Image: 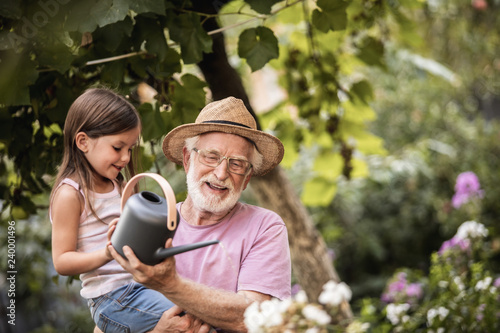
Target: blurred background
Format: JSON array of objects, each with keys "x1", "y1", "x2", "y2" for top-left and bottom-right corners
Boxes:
[{"x1": 1, "y1": 0, "x2": 499, "y2": 331}]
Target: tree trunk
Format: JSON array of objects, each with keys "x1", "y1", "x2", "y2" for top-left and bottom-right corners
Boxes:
[
  {"x1": 250, "y1": 167, "x2": 352, "y2": 321},
  {"x1": 193, "y1": 1, "x2": 352, "y2": 322}
]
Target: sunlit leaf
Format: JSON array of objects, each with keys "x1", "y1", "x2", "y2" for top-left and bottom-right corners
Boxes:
[
  {"x1": 313, "y1": 151, "x2": 343, "y2": 180},
  {"x1": 301, "y1": 176, "x2": 338, "y2": 206},
  {"x1": 351, "y1": 158, "x2": 369, "y2": 178}
]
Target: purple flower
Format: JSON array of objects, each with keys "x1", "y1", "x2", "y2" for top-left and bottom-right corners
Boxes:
[
  {"x1": 291, "y1": 284, "x2": 302, "y2": 296},
  {"x1": 438, "y1": 236, "x2": 470, "y2": 255},
  {"x1": 451, "y1": 171, "x2": 484, "y2": 208},
  {"x1": 494, "y1": 277, "x2": 500, "y2": 288},
  {"x1": 405, "y1": 283, "x2": 423, "y2": 299}
]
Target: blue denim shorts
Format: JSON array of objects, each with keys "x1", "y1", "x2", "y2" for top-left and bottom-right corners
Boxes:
[{"x1": 88, "y1": 282, "x2": 175, "y2": 333}]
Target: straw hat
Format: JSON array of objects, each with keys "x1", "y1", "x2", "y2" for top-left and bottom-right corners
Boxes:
[{"x1": 162, "y1": 97, "x2": 284, "y2": 176}]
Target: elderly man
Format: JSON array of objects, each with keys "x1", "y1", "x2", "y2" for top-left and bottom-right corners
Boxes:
[{"x1": 110, "y1": 97, "x2": 291, "y2": 332}]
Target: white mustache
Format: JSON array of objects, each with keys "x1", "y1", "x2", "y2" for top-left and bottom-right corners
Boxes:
[{"x1": 199, "y1": 174, "x2": 234, "y2": 191}]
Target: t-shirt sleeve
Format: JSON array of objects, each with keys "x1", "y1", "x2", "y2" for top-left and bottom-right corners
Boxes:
[{"x1": 237, "y1": 221, "x2": 291, "y2": 300}]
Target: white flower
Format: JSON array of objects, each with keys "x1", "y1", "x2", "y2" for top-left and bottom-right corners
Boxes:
[
  {"x1": 244, "y1": 302, "x2": 265, "y2": 333},
  {"x1": 437, "y1": 306, "x2": 449, "y2": 320},
  {"x1": 244, "y1": 299, "x2": 285, "y2": 332},
  {"x1": 453, "y1": 276, "x2": 465, "y2": 291},
  {"x1": 438, "y1": 280, "x2": 449, "y2": 288},
  {"x1": 318, "y1": 280, "x2": 352, "y2": 306},
  {"x1": 475, "y1": 276, "x2": 492, "y2": 291},
  {"x1": 346, "y1": 321, "x2": 370, "y2": 333},
  {"x1": 427, "y1": 308, "x2": 437, "y2": 326},
  {"x1": 302, "y1": 304, "x2": 331, "y2": 325},
  {"x1": 386, "y1": 303, "x2": 410, "y2": 325},
  {"x1": 428, "y1": 306, "x2": 449, "y2": 326},
  {"x1": 455, "y1": 221, "x2": 488, "y2": 240},
  {"x1": 437, "y1": 328, "x2": 445, "y2": 333},
  {"x1": 305, "y1": 328, "x2": 320, "y2": 333},
  {"x1": 295, "y1": 290, "x2": 308, "y2": 303}
]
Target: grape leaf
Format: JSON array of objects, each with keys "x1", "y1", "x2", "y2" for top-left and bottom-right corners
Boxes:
[
  {"x1": 312, "y1": 0, "x2": 349, "y2": 32},
  {"x1": 244, "y1": 0, "x2": 281, "y2": 14},
  {"x1": 238, "y1": 26, "x2": 279, "y2": 72},
  {"x1": 167, "y1": 12, "x2": 212, "y2": 64}
]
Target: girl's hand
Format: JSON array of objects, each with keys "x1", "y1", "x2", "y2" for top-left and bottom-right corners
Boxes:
[{"x1": 105, "y1": 218, "x2": 119, "y2": 259}]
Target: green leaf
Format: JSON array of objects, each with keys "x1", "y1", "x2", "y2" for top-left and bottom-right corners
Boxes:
[
  {"x1": 350, "y1": 80, "x2": 374, "y2": 104},
  {"x1": 167, "y1": 13, "x2": 212, "y2": 64},
  {"x1": 238, "y1": 26, "x2": 279, "y2": 72},
  {"x1": 129, "y1": 0, "x2": 166, "y2": 15},
  {"x1": 351, "y1": 158, "x2": 369, "y2": 178},
  {"x1": 0, "y1": 50, "x2": 38, "y2": 105},
  {"x1": 137, "y1": 103, "x2": 168, "y2": 142},
  {"x1": 244, "y1": 0, "x2": 281, "y2": 14},
  {"x1": 356, "y1": 36, "x2": 386, "y2": 69},
  {"x1": 312, "y1": 0, "x2": 349, "y2": 33},
  {"x1": 133, "y1": 15, "x2": 169, "y2": 61},
  {"x1": 91, "y1": 0, "x2": 129, "y2": 28},
  {"x1": 313, "y1": 151, "x2": 343, "y2": 180},
  {"x1": 170, "y1": 74, "x2": 207, "y2": 125},
  {"x1": 301, "y1": 176, "x2": 337, "y2": 206},
  {"x1": 342, "y1": 100, "x2": 377, "y2": 123},
  {"x1": 35, "y1": 39, "x2": 74, "y2": 73},
  {"x1": 93, "y1": 17, "x2": 134, "y2": 52},
  {"x1": 64, "y1": 0, "x2": 100, "y2": 33}
]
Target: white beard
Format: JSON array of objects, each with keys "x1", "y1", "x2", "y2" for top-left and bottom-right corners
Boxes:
[{"x1": 186, "y1": 160, "x2": 245, "y2": 214}]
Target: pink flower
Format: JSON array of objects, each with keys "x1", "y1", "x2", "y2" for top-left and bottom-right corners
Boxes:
[
  {"x1": 438, "y1": 236, "x2": 470, "y2": 255},
  {"x1": 451, "y1": 171, "x2": 484, "y2": 208}
]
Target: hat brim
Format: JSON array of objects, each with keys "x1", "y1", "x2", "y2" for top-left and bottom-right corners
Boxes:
[{"x1": 162, "y1": 123, "x2": 284, "y2": 176}]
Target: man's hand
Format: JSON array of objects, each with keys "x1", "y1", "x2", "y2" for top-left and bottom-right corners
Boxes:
[
  {"x1": 108, "y1": 238, "x2": 178, "y2": 291},
  {"x1": 93, "y1": 306, "x2": 213, "y2": 333},
  {"x1": 150, "y1": 306, "x2": 213, "y2": 333}
]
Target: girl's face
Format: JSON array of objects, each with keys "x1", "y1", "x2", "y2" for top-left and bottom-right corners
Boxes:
[{"x1": 77, "y1": 125, "x2": 140, "y2": 190}]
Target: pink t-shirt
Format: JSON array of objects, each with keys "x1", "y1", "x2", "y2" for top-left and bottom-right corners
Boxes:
[{"x1": 172, "y1": 202, "x2": 291, "y2": 300}]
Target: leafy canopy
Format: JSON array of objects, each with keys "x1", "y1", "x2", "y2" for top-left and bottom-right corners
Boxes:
[{"x1": 0, "y1": 0, "x2": 403, "y2": 219}]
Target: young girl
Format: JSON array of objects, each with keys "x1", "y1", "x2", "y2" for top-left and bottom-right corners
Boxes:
[{"x1": 50, "y1": 88, "x2": 174, "y2": 332}]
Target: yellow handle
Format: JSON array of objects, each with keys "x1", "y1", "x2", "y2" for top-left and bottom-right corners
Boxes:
[{"x1": 121, "y1": 173, "x2": 177, "y2": 231}]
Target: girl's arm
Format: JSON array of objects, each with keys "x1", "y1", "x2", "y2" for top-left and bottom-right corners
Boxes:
[{"x1": 51, "y1": 184, "x2": 113, "y2": 276}]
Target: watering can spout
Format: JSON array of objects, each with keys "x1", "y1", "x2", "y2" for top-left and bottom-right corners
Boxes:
[{"x1": 154, "y1": 240, "x2": 219, "y2": 259}]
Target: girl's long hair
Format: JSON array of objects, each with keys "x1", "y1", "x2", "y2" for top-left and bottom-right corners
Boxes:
[{"x1": 50, "y1": 88, "x2": 141, "y2": 220}]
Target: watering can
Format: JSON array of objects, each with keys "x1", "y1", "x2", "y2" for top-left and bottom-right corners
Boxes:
[{"x1": 111, "y1": 173, "x2": 219, "y2": 265}]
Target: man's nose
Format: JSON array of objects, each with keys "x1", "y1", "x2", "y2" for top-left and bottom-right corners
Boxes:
[{"x1": 213, "y1": 158, "x2": 230, "y2": 180}]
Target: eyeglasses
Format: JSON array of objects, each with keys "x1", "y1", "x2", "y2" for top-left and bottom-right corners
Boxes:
[{"x1": 192, "y1": 148, "x2": 253, "y2": 176}]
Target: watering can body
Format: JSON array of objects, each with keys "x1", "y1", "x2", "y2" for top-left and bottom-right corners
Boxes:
[
  {"x1": 111, "y1": 173, "x2": 218, "y2": 266},
  {"x1": 111, "y1": 191, "x2": 177, "y2": 265}
]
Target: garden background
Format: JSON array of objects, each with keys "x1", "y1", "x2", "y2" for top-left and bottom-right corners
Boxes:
[{"x1": 0, "y1": 0, "x2": 499, "y2": 332}]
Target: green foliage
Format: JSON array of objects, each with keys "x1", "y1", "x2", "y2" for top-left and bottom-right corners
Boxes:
[{"x1": 238, "y1": 26, "x2": 279, "y2": 72}]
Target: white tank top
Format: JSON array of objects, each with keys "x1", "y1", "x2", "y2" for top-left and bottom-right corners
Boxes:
[{"x1": 51, "y1": 178, "x2": 133, "y2": 299}]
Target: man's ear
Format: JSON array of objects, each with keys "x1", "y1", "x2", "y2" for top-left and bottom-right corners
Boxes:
[
  {"x1": 242, "y1": 171, "x2": 253, "y2": 191},
  {"x1": 75, "y1": 132, "x2": 89, "y2": 153},
  {"x1": 182, "y1": 146, "x2": 191, "y2": 172}
]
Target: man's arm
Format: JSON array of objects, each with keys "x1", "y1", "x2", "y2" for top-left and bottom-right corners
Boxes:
[{"x1": 108, "y1": 240, "x2": 266, "y2": 332}]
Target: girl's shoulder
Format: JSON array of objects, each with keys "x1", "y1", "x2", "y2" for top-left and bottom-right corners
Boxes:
[{"x1": 52, "y1": 179, "x2": 84, "y2": 201}]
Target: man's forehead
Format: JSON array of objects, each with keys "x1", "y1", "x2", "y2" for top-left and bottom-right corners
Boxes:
[{"x1": 198, "y1": 132, "x2": 253, "y2": 152}]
